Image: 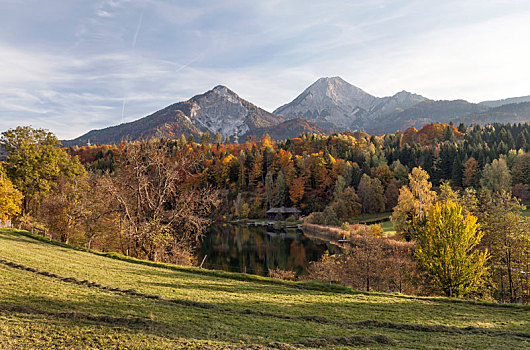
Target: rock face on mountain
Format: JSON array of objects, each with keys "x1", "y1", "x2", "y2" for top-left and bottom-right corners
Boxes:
[
  {"x1": 274, "y1": 77, "x2": 379, "y2": 130},
  {"x1": 274, "y1": 77, "x2": 430, "y2": 132},
  {"x1": 63, "y1": 85, "x2": 282, "y2": 146},
  {"x1": 188, "y1": 85, "x2": 281, "y2": 138}
]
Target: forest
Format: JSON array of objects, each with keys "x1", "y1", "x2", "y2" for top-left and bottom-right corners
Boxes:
[{"x1": 0, "y1": 122, "x2": 529, "y2": 303}]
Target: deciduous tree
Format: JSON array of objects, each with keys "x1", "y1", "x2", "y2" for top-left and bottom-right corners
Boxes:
[{"x1": 414, "y1": 200, "x2": 489, "y2": 297}]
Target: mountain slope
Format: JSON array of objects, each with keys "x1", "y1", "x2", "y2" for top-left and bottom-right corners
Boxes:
[
  {"x1": 367, "y1": 99, "x2": 487, "y2": 134},
  {"x1": 63, "y1": 101, "x2": 201, "y2": 146},
  {"x1": 274, "y1": 77, "x2": 432, "y2": 132},
  {"x1": 455, "y1": 101, "x2": 530, "y2": 125},
  {"x1": 479, "y1": 95, "x2": 530, "y2": 108},
  {"x1": 64, "y1": 86, "x2": 282, "y2": 146},
  {"x1": 274, "y1": 77, "x2": 379, "y2": 130},
  {"x1": 242, "y1": 118, "x2": 329, "y2": 140},
  {"x1": 1, "y1": 228, "x2": 529, "y2": 349}
]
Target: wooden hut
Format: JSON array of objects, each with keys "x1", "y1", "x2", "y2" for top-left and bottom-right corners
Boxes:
[{"x1": 266, "y1": 207, "x2": 301, "y2": 221}]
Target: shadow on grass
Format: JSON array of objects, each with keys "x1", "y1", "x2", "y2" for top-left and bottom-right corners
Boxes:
[{"x1": 2, "y1": 228, "x2": 529, "y2": 312}]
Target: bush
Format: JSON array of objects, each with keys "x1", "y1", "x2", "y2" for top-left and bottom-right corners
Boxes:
[
  {"x1": 305, "y1": 211, "x2": 325, "y2": 224},
  {"x1": 285, "y1": 215, "x2": 296, "y2": 222},
  {"x1": 268, "y1": 268, "x2": 297, "y2": 281}
]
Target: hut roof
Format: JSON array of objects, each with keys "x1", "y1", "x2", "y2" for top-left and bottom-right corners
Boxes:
[{"x1": 266, "y1": 207, "x2": 301, "y2": 214}]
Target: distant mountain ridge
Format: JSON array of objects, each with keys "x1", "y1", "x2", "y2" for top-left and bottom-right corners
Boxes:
[
  {"x1": 64, "y1": 77, "x2": 530, "y2": 146},
  {"x1": 479, "y1": 95, "x2": 530, "y2": 108}
]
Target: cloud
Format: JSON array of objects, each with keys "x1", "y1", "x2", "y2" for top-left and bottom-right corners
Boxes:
[
  {"x1": 96, "y1": 10, "x2": 113, "y2": 18},
  {"x1": 1, "y1": 0, "x2": 530, "y2": 140}
]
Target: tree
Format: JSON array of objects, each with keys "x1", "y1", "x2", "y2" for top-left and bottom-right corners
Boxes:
[
  {"x1": 511, "y1": 153, "x2": 530, "y2": 186},
  {"x1": 480, "y1": 191, "x2": 528, "y2": 303},
  {"x1": 391, "y1": 167, "x2": 437, "y2": 239},
  {"x1": 331, "y1": 186, "x2": 361, "y2": 221},
  {"x1": 264, "y1": 172, "x2": 274, "y2": 209},
  {"x1": 462, "y1": 157, "x2": 479, "y2": 188},
  {"x1": 0, "y1": 165, "x2": 23, "y2": 224},
  {"x1": 214, "y1": 132, "x2": 223, "y2": 145},
  {"x1": 357, "y1": 174, "x2": 385, "y2": 214},
  {"x1": 274, "y1": 171, "x2": 286, "y2": 207},
  {"x1": 289, "y1": 177, "x2": 305, "y2": 206},
  {"x1": 414, "y1": 201, "x2": 489, "y2": 297},
  {"x1": 200, "y1": 131, "x2": 211, "y2": 145},
  {"x1": 480, "y1": 158, "x2": 511, "y2": 193},
  {"x1": 512, "y1": 183, "x2": 529, "y2": 204},
  {"x1": 0, "y1": 126, "x2": 85, "y2": 214},
  {"x1": 384, "y1": 182, "x2": 399, "y2": 211},
  {"x1": 102, "y1": 139, "x2": 218, "y2": 263}
]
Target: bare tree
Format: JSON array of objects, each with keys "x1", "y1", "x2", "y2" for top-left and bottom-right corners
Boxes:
[{"x1": 102, "y1": 139, "x2": 219, "y2": 264}]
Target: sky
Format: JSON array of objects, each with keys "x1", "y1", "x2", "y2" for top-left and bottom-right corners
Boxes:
[{"x1": 1, "y1": 0, "x2": 530, "y2": 140}]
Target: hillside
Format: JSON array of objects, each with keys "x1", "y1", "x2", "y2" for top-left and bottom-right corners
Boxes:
[
  {"x1": 479, "y1": 95, "x2": 530, "y2": 108},
  {"x1": 367, "y1": 100, "x2": 487, "y2": 134},
  {"x1": 243, "y1": 118, "x2": 329, "y2": 140},
  {"x1": 1, "y1": 228, "x2": 529, "y2": 349},
  {"x1": 455, "y1": 102, "x2": 530, "y2": 126}
]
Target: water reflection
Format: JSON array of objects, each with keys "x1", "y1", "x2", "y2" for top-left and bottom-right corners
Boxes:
[{"x1": 198, "y1": 224, "x2": 341, "y2": 276}]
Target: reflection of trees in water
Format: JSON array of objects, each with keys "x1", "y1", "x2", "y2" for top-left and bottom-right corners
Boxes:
[{"x1": 199, "y1": 224, "x2": 338, "y2": 276}]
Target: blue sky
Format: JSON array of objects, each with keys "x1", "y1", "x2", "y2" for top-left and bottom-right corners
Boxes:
[{"x1": 1, "y1": 0, "x2": 530, "y2": 139}]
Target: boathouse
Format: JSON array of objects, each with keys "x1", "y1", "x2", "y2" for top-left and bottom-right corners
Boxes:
[{"x1": 266, "y1": 207, "x2": 301, "y2": 220}]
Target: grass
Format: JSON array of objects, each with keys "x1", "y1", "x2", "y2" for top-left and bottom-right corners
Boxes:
[
  {"x1": 379, "y1": 220, "x2": 395, "y2": 234},
  {"x1": 350, "y1": 212, "x2": 392, "y2": 223},
  {"x1": 1, "y1": 228, "x2": 529, "y2": 349},
  {"x1": 522, "y1": 208, "x2": 530, "y2": 217}
]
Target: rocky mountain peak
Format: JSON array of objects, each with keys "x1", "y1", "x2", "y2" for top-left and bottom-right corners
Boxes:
[
  {"x1": 274, "y1": 76, "x2": 379, "y2": 130},
  {"x1": 197, "y1": 85, "x2": 240, "y2": 103}
]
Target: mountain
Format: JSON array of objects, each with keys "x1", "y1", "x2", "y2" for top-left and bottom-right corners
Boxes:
[
  {"x1": 274, "y1": 77, "x2": 432, "y2": 133},
  {"x1": 64, "y1": 86, "x2": 282, "y2": 146},
  {"x1": 367, "y1": 99, "x2": 487, "y2": 134},
  {"x1": 274, "y1": 77, "x2": 379, "y2": 130},
  {"x1": 455, "y1": 101, "x2": 530, "y2": 126},
  {"x1": 479, "y1": 95, "x2": 530, "y2": 108},
  {"x1": 242, "y1": 118, "x2": 329, "y2": 141},
  {"x1": 369, "y1": 90, "x2": 428, "y2": 120},
  {"x1": 64, "y1": 78, "x2": 530, "y2": 146}
]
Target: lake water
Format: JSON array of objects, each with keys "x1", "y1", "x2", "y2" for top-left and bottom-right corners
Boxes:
[{"x1": 198, "y1": 224, "x2": 341, "y2": 276}]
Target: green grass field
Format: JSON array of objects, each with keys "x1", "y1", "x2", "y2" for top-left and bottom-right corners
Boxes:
[
  {"x1": 522, "y1": 208, "x2": 530, "y2": 217},
  {"x1": 0, "y1": 228, "x2": 528, "y2": 349}
]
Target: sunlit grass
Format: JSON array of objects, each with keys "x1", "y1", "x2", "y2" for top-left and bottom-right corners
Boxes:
[{"x1": 0, "y1": 228, "x2": 528, "y2": 349}]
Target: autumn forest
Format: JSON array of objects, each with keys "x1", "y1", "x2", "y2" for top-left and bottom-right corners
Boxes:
[{"x1": 1, "y1": 122, "x2": 529, "y2": 304}]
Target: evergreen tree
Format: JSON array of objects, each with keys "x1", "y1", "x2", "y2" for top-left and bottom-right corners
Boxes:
[
  {"x1": 274, "y1": 172, "x2": 286, "y2": 207},
  {"x1": 200, "y1": 132, "x2": 212, "y2": 145},
  {"x1": 214, "y1": 132, "x2": 223, "y2": 145}
]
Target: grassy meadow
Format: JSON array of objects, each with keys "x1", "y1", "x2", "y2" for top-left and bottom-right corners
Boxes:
[{"x1": 0, "y1": 228, "x2": 529, "y2": 349}]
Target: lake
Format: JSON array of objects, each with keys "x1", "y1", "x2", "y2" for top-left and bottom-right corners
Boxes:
[{"x1": 198, "y1": 223, "x2": 341, "y2": 277}]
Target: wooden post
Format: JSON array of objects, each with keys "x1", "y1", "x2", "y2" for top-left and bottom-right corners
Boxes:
[{"x1": 199, "y1": 255, "x2": 207, "y2": 269}]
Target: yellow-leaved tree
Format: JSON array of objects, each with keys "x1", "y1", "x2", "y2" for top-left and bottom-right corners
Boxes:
[
  {"x1": 414, "y1": 200, "x2": 489, "y2": 298},
  {"x1": 0, "y1": 165, "x2": 23, "y2": 224},
  {"x1": 391, "y1": 166, "x2": 437, "y2": 240}
]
